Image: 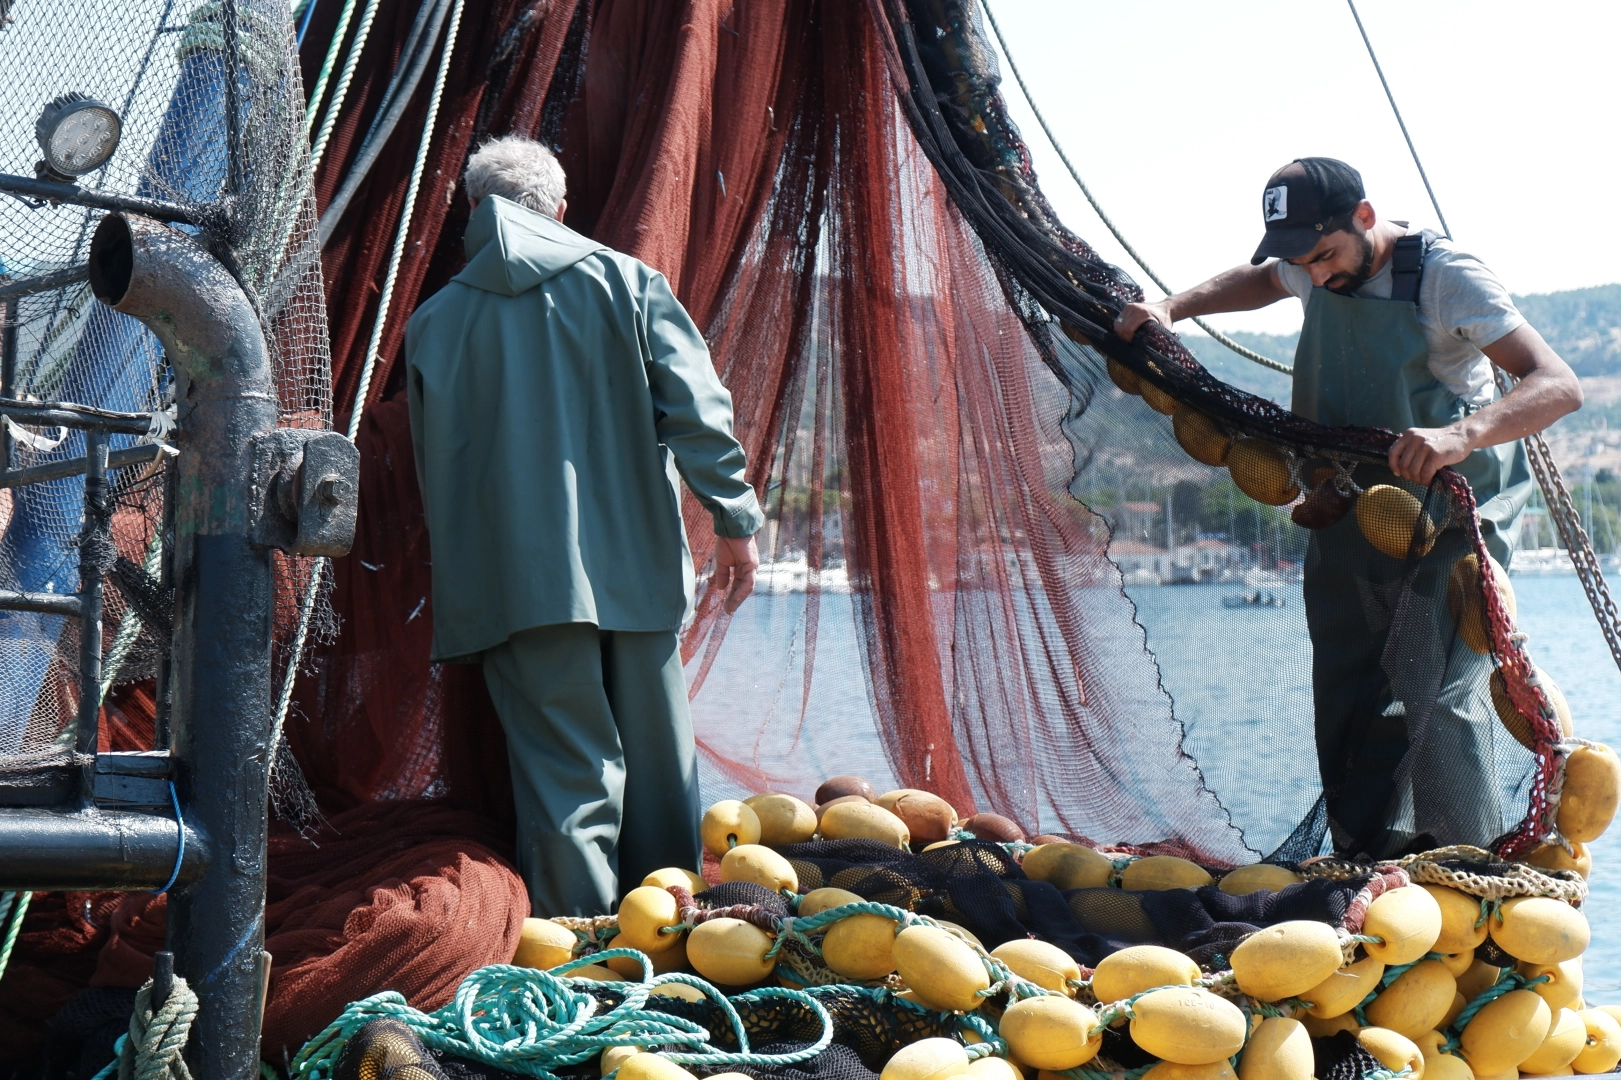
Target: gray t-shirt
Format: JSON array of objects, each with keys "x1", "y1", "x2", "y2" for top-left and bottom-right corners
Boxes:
[{"x1": 1275, "y1": 228, "x2": 1525, "y2": 407}]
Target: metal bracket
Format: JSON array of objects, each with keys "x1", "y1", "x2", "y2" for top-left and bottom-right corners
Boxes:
[
  {"x1": 249, "y1": 430, "x2": 359, "y2": 556},
  {"x1": 93, "y1": 750, "x2": 173, "y2": 808}
]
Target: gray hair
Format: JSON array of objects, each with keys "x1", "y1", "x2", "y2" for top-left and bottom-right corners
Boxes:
[{"x1": 464, "y1": 136, "x2": 567, "y2": 216}]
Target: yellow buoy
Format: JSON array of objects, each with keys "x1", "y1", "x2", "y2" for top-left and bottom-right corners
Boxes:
[
  {"x1": 1364, "y1": 959, "x2": 1457, "y2": 1039},
  {"x1": 1173, "y1": 409, "x2": 1233, "y2": 467},
  {"x1": 1090, "y1": 945, "x2": 1201, "y2": 1004},
  {"x1": 1489, "y1": 896, "x2": 1590, "y2": 965},
  {"x1": 686, "y1": 917, "x2": 775, "y2": 987},
  {"x1": 617, "y1": 886, "x2": 683, "y2": 954},
  {"x1": 991, "y1": 939, "x2": 1083, "y2": 995},
  {"x1": 720, "y1": 844, "x2": 799, "y2": 894},
  {"x1": 822, "y1": 913, "x2": 898, "y2": 981},
  {"x1": 1489, "y1": 668, "x2": 1573, "y2": 751},
  {"x1": 1305, "y1": 955, "x2": 1386, "y2": 1019},
  {"x1": 1525, "y1": 839, "x2": 1591, "y2": 879},
  {"x1": 569, "y1": 963, "x2": 623, "y2": 982},
  {"x1": 1237, "y1": 1016, "x2": 1313, "y2": 1080},
  {"x1": 1420, "y1": 885, "x2": 1489, "y2": 954},
  {"x1": 514, "y1": 917, "x2": 577, "y2": 970},
  {"x1": 998, "y1": 995, "x2": 1101, "y2": 1070},
  {"x1": 607, "y1": 933, "x2": 688, "y2": 977},
  {"x1": 642, "y1": 867, "x2": 707, "y2": 894},
  {"x1": 1558, "y1": 743, "x2": 1619, "y2": 843},
  {"x1": 1141, "y1": 379, "x2": 1179, "y2": 416},
  {"x1": 1447, "y1": 553, "x2": 1514, "y2": 654},
  {"x1": 936, "y1": 920, "x2": 987, "y2": 951},
  {"x1": 879, "y1": 1038, "x2": 971, "y2": 1080},
  {"x1": 1067, "y1": 890, "x2": 1156, "y2": 940},
  {"x1": 1131, "y1": 987, "x2": 1246, "y2": 1065},
  {"x1": 616, "y1": 1053, "x2": 697, "y2": 1080},
  {"x1": 1519, "y1": 1007, "x2": 1587, "y2": 1075},
  {"x1": 1436, "y1": 951, "x2": 1473, "y2": 978},
  {"x1": 1106, "y1": 357, "x2": 1142, "y2": 396},
  {"x1": 1415, "y1": 1045, "x2": 1472, "y2": 1080},
  {"x1": 819, "y1": 801, "x2": 912, "y2": 849},
  {"x1": 1573, "y1": 1008, "x2": 1621, "y2": 1074},
  {"x1": 650, "y1": 982, "x2": 707, "y2": 1002},
  {"x1": 1218, "y1": 864, "x2": 1302, "y2": 896},
  {"x1": 1460, "y1": 989, "x2": 1552, "y2": 1075},
  {"x1": 1519, "y1": 958, "x2": 1583, "y2": 1013},
  {"x1": 1022, "y1": 843, "x2": 1113, "y2": 891},
  {"x1": 1358, "y1": 1028, "x2": 1425, "y2": 1080},
  {"x1": 1455, "y1": 960, "x2": 1504, "y2": 1003},
  {"x1": 1120, "y1": 856, "x2": 1212, "y2": 891},
  {"x1": 876, "y1": 789, "x2": 960, "y2": 845},
  {"x1": 893, "y1": 924, "x2": 991, "y2": 1012},
  {"x1": 1140, "y1": 1063, "x2": 1237, "y2": 1080},
  {"x1": 1358, "y1": 484, "x2": 1437, "y2": 560},
  {"x1": 744, "y1": 793, "x2": 819, "y2": 846},
  {"x1": 965, "y1": 1057, "x2": 1023, "y2": 1080},
  {"x1": 1300, "y1": 1012, "x2": 1360, "y2": 1039},
  {"x1": 1441, "y1": 992, "x2": 1467, "y2": 1031},
  {"x1": 799, "y1": 887, "x2": 865, "y2": 916},
  {"x1": 601, "y1": 1046, "x2": 644, "y2": 1077},
  {"x1": 701, "y1": 801, "x2": 762, "y2": 857},
  {"x1": 1231, "y1": 920, "x2": 1344, "y2": 1002},
  {"x1": 1363, "y1": 885, "x2": 1444, "y2": 966},
  {"x1": 1227, "y1": 440, "x2": 1300, "y2": 506}
]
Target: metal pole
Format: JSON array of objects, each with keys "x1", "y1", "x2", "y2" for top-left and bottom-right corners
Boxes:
[
  {"x1": 0, "y1": 291, "x2": 13, "y2": 473},
  {"x1": 74, "y1": 427, "x2": 108, "y2": 803},
  {"x1": 89, "y1": 212, "x2": 274, "y2": 1080}
]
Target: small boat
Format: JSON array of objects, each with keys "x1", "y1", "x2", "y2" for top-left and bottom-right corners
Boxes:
[{"x1": 1223, "y1": 590, "x2": 1287, "y2": 609}]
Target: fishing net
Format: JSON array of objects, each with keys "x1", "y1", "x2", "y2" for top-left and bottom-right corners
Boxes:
[
  {"x1": 0, "y1": 0, "x2": 330, "y2": 787},
  {"x1": 0, "y1": 0, "x2": 1589, "y2": 1071}
]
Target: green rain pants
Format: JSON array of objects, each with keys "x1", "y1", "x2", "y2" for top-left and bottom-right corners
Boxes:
[{"x1": 481, "y1": 623, "x2": 702, "y2": 916}]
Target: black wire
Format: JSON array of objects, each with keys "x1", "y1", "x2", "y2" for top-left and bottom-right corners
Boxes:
[{"x1": 1346, "y1": 0, "x2": 1452, "y2": 239}]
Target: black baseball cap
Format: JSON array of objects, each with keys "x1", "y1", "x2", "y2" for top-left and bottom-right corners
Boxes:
[{"x1": 1250, "y1": 158, "x2": 1366, "y2": 265}]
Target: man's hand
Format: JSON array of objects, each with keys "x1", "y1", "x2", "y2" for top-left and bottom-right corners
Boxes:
[
  {"x1": 1113, "y1": 299, "x2": 1173, "y2": 343},
  {"x1": 1388, "y1": 425, "x2": 1472, "y2": 485},
  {"x1": 713, "y1": 534, "x2": 760, "y2": 614}
]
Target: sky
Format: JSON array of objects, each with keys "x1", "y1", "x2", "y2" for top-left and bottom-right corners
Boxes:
[{"x1": 982, "y1": 0, "x2": 1621, "y2": 336}]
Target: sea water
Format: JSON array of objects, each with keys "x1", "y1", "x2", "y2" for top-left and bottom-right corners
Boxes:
[{"x1": 1132, "y1": 575, "x2": 1620, "y2": 1003}]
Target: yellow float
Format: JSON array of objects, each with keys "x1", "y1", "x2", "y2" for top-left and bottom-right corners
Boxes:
[
  {"x1": 1356, "y1": 1028, "x2": 1424, "y2": 1080},
  {"x1": 1489, "y1": 667, "x2": 1573, "y2": 750},
  {"x1": 743, "y1": 793, "x2": 818, "y2": 846},
  {"x1": 616, "y1": 1054, "x2": 697, "y2": 1080},
  {"x1": 1090, "y1": 945, "x2": 1200, "y2": 1004},
  {"x1": 1362, "y1": 885, "x2": 1443, "y2": 965},
  {"x1": 1172, "y1": 409, "x2": 1232, "y2": 467},
  {"x1": 997, "y1": 995, "x2": 1100, "y2": 1070},
  {"x1": 719, "y1": 844, "x2": 799, "y2": 893},
  {"x1": 1139, "y1": 1063, "x2": 1236, "y2": 1080},
  {"x1": 1129, "y1": 987, "x2": 1247, "y2": 1065},
  {"x1": 1525, "y1": 839, "x2": 1591, "y2": 879},
  {"x1": 1573, "y1": 1008, "x2": 1621, "y2": 1074},
  {"x1": 819, "y1": 801, "x2": 912, "y2": 849},
  {"x1": 1557, "y1": 743, "x2": 1619, "y2": 843},
  {"x1": 1120, "y1": 855, "x2": 1212, "y2": 891},
  {"x1": 1106, "y1": 357, "x2": 1142, "y2": 396},
  {"x1": 616, "y1": 886, "x2": 683, "y2": 954},
  {"x1": 965, "y1": 1057, "x2": 1022, "y2": 1080},
  {"x1": 990, "y1": 939, "x2": 1082, "y2": 994},
  {"x1": 1519, "y1": 957, "x2": 1583, "y2": 1012},
  {"x1": 600, "y1": 1045, "x2": 643, "y2": 1077},
  {"x1": 879, "y1": 1038, "x2": 971, "y2": 1080},
  {"x1": 1227, "y1": 439, "x2": 1299, "y2": 506},
  {"x1": 1358, "y1": 484, "x2": 1437, "y2": 560},
  {"x1": 822, "y1": 913, "x2": 898, "y2": 981},
  {"x1": 1447, "y1": 553, "x2": 1514, "y2": 654},
  {"x1": 513, "y1": 917, "x2": 576, "y2": 969},
  {"x1": 892, "y1": 924, "x2": 990, "y2": 1011},
  {"x1": 799, "y1": 887, "x2": 865, "y2": 916},
  {"x1": 1236, "y1": 1016, "x2": 1313, "y2": 1080},
  {"x1": 1459, "y1": 989, "x2": 1551, "y2": 1075},
  {"x1": 1421, "y1": 884, "x2": 1489, "y2": 954},
  {"x1": 1363, "y1": 959, "x2": 1456, "y2": 1039},
  {"x1": 877, "y1": 789, "x2": 959, "y2": 845},
  {"x1": 1230, "y1": 920, "x2": 1343, "y2": 1002},
  {"x1": 1304, "y1": 955, "x2": 1385, "y2": 1019},
  {"x1": 701, "y1": 801, "x2": 762, "y2": 857},
  {"x1": 686, "y1": 917, "x2": 775, "y2": 986},
  {"x1": 1519, "y1": 1006, "x2": 1587, "y2": 1076},
  {"x1": 1488, "y1": 896, "x2": 1590, "y2": 965},
  {"x1": 1022, "y1": 843, "x2": 1113, "y2": 891},
  {"x1": 1140, "y1": 379, "x2": 1179, "y2": 416},
  {"x1": 642, "y1": 867, "x2": 707, "y2": 893},
  {"x1": 1217, "y1": 864, "x2": 1301, "y2": 896}
]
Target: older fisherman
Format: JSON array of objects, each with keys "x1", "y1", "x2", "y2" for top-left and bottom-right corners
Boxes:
[
  {"x1": 406, "y1": 136, "x2": 764, "y2": 915},
  {"x1": 1115, "y1": 158, "x2": 1581, "y2": 856}
]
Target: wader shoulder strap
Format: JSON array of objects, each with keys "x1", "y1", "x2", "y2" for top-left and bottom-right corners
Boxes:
[{"x1": 1390, "y1": 232, "x2": 1431, "y2": 304}]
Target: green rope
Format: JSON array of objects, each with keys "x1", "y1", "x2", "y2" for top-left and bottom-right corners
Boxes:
[
  {"x1": 290, "y1": 950, "x2": 833, "y2": 1080},
  {"x1": 303, "y1": 0, "x2": 359, "y2": 140},
  {"x1": 1439, "y1": 969, "x2": 1548, "y2": 1054},
  {"x1": 308, "y1": 0, "x2": 381, "y2": 168},
  {"x1": 0, "y1": 891, "x2": 31, "y2": 982}
]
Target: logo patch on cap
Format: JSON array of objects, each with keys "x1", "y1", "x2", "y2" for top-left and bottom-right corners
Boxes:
[{"x1": 1263, "y1": 185, "x2": 1288, "y2": 222}]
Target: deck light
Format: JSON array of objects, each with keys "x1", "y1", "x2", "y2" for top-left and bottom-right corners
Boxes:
[{"x1": 35, "y1": 93, "x2": 121, "y2": 180}]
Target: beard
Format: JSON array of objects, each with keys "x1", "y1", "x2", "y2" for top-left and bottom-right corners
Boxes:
[{"x1": 1325, "y1": 231, "x2": 1376, "y2": 295}]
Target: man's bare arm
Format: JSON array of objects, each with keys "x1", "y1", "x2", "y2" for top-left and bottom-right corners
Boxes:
[
  {"x1": 1388, "y1": 323, "x2": 1583, "y2": 483},
  {"x1": 1114, "y1": 263, "x2": 1292, "y2": 341}
]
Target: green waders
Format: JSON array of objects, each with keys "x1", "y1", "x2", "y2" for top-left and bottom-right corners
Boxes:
[
  {"x1": 482, "y1": 624, "x2": 702, "y2": 916},
  {"x1": 1292, "y1": 249, "x2": 1532, "y2": 856}
]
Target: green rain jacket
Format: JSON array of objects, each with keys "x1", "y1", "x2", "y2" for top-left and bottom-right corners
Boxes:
[{"x1": 406, "y1": 195, "x2": 764, "y2": 662}]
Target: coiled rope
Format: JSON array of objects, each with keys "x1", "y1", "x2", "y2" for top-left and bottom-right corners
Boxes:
[{"x1": 978, "y1": 0, "x2": 1293, "y2": 376}]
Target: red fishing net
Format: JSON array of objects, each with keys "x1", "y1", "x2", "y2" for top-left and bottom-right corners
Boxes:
[{"x1": 0, "y1": 0, "x2": 1567, "y2": 1067}]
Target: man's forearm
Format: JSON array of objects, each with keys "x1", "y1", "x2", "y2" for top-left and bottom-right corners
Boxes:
[
  {"x1": 1165, "y1": 264, "x2": 1289, "y2": 321},
  {"x1": 1459, "y1": 370, "x2": 1583, "y2": 451}
]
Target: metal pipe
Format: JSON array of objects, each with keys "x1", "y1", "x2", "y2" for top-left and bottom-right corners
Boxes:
[
  {"x1": 0, "y1": 266, "x2": 89, "y2": 301},
  {"x1": 74, "y1": 427, "x2": 108, "y2": 803},
  {"x1": 0, "y1": 805, "x2": 206, "y2": 890},
  {"x1": 0, "y1": 442, "x2": 166, "y2": 490},
  {"x1": 0, "y1": 174, "x2": 206, "y2": 226},
  {"x1": 0, "y1": 398, "x2": 155, "y2": 434},
  {"x1": 89, "y1": 211, "x2": 274, "y2": 1080},
  {"x1": 0, "y1": 590, "x2": 81, "y2": 616}
]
